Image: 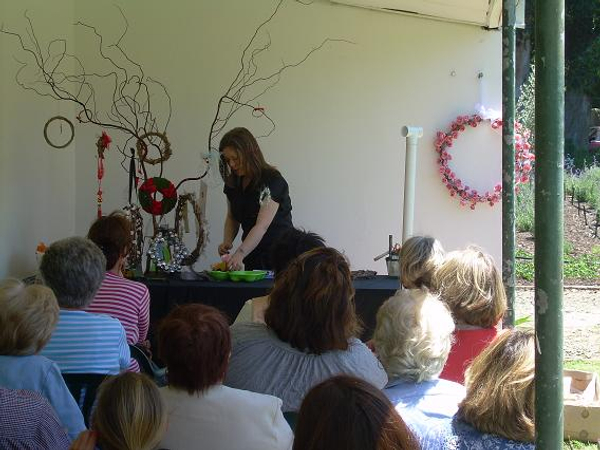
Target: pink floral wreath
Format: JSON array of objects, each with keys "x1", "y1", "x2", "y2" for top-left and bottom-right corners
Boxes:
[{"x1": 434, "y1": 114, "x2": 535, "y2": 210}]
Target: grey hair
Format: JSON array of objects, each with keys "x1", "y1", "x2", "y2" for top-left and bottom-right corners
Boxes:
[
  {"x1": 373, "y1": 288, "x2": 455, "y2": 382},
  {"x1": 40, "y1": 237, "x2": 106, "y2": 309},
  {"x1": 399, "y1": 236, "x2": 445, "y2": 290}
]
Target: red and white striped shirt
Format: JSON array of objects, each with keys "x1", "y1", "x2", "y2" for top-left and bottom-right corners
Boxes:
[{"x1": 86, "y1": 271, "x2": 150, "y2": 371}]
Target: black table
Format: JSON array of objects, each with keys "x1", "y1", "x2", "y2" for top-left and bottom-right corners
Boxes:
[{"x1": 141, "y1": 275, "x2": 399, "y2": 341}]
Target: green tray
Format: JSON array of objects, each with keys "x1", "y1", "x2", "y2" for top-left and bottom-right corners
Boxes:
[
  {"x1": 228, "y1": 270, "x2": 267, "y2": 282},
  {"x1": 208, "y1": 270, "x2": 229, "y2": 281}
]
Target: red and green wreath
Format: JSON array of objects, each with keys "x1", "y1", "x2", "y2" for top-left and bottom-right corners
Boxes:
[
  {"x1": 138, "y1": 177, "x2": 178, "y2": 216},
  {"x1": 434, "y1": 114, "x2": 535, "y2": 210}
]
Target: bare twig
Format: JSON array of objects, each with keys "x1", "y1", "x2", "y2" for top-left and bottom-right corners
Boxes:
[{"x1": 1, "y1": 8, "x2": 172, "y2": 179}]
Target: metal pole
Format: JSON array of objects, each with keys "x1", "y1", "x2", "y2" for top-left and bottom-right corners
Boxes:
[
  {"x1": 401, "y1": 126, "x2": 423, "y2": 243},
  {"x1": 535, "y1": 0, "x2": 565, "y2": 447},
  {"x1": 502, "y1": 0, "x2": 516, "y2": 328}
]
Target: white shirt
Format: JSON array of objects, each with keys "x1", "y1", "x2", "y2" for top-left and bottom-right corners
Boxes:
[{"x1": 159, "y1": 384, "x2": 293, "y2": 450}]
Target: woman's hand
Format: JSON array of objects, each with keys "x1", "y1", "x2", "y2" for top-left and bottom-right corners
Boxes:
[
  {"x1": 218, "y1": 242, "x2": 233, "y2": 256},
  {"x1": 226, "y1": 250, "x2": 245, "y2": 271},
  {"x1": 69, "y1": 431, "x2": 97, "y2": 450}
]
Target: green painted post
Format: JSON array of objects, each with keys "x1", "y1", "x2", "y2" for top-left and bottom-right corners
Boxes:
[
  {"x1": 502, "y1": 0, "x2": 516, "y2": 328},
  {"x1": 535, "y1": 0, "x2": 564, "y2": 447}
]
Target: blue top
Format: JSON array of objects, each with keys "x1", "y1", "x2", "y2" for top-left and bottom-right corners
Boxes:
[
  {"x1": 385, "y1": 377, "x2": 466, "y2": 420},
  {"x1": 406, "y1": 416, "x2": 536, "y2": 450},
  {"x1": 0, "y1": 354, "x2": 86, "y2": 441},
  {"x1": 40, "y1": 309, "x2": 130, "y2": 374}
]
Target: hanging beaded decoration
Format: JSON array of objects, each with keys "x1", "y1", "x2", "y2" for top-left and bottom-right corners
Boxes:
[
  {"x1": 96, "y1": 131, "x2": 112, "y2": 218},
  {"x1": 147, "y1": 228, "x2": 190, "y2": 273}
]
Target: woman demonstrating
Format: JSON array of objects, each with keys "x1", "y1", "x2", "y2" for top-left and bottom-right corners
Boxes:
[{"x1": 219, "y1": 127, "x2": 293, "y2": 270}]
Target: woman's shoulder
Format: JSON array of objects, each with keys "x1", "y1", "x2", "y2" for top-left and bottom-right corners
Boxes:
[
  {"x1": 219, "y1": 384, "x2": 283, "y2": 410},
  {"x1": 447, "y1": 419, "x2": 535, "y2": 450}
]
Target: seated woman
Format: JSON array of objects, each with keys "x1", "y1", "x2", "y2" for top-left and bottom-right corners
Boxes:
[
  {"x1": 39, "y1": 237, "x2": 130, "y2": 374},
  {"x1": 434, "y1": 247, "x2": 507, "y2": 384},
  {"x1": 225, "y1": 247, "x2": 388, "y2": 412},
  {"x1": 87, "y1": 212, "x2": 151, "y2": 372},
  {"x1": 0, "y1": 388, "x2": 70, "y2": 449},
  {"x1": 70, "y1": 372, "x2": 167, "y2": 450},
  {"x1": 157, "y1": 304, "x2": 293, "y2": 450},
  {"x1": 414, "y1": 329, "x2": 535, "y2": 449},
  {"x1": 372, "y1": 288, "x2": 465, "y2": 419},
  {"x1": 293, "y1": 375, "x2": 419, "y2": 450},
  {"x1": 0, "y1": 279, "x2": 85, "y2": 440},
  {"x1": 233, "y1": 227, "x2": 326, "y2": 324},
  {"x1": 399, "y1": 236, "x2": 445, "y2": 290}
]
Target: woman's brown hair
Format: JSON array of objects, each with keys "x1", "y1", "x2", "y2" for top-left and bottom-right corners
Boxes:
[
  {"x1": 293, "y1": 375, "x2": 419, "y2": 450},
  {"x1": 88, "y1": 212, "x2": 132, "y2": 270},
  {"x1": 459, "y1": 328, "x2": 535, "y2": 442},
  {"x1": 158, "y1": 304, "x2": 231, "y2": 394},
  {"x1": 219, "y1": 127, "x2": 279, "y2": 189},
  {"x1": 264, "y1": 247, "x2": 361, "y2": 354}
]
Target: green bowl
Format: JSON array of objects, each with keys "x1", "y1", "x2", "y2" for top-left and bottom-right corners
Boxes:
[
  {"x1": 228, "y1": 270, "x2": 267, "y2": 282},
  {"x1": 208, "y1": 270, "x2": 230, "y2": 281}
]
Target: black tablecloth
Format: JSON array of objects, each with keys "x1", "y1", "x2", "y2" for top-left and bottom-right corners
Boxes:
[{"x1": 140, "y1": 274, "x2": 399, "y2": 342}]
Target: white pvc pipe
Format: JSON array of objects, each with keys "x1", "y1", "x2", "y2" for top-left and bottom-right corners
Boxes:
[{"x1": 401, "y1": 126, "x2": 423, "y2": 244}]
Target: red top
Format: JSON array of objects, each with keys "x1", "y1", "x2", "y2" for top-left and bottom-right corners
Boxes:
[
  {"x1": 440, "y1": 327, "x2": 498, "y2": 384},
  {"x1": 86, "y1": 272, "x2": 150, "y2": 372}
]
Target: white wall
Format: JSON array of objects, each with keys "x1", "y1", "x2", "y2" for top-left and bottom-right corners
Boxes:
[
  {"x1": 1, "y1": 0, "x2": 503, "y2": 277},
  {"x1": 0, "y1": 0, "x2": 77, "y2": 278}
]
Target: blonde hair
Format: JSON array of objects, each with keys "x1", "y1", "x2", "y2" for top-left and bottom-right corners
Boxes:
[
  {"x1": 459, "y1": 329, "x2": 535, "y2": 442},
  {"x1": 93, "y1": 373, "x2": 167, "y2": 450},
  {"x1": 434, "y1": 247, "x2": 507, "y2": 328},
  {"x1": 399, "y1": 236, "x2": 445, "y2": 290},
  {"x1": 373, "y1": 288, "x2": 455, "y2": 382},
  {"x1": 0, "y1": 279, "x2": 59, "y2": 355}
]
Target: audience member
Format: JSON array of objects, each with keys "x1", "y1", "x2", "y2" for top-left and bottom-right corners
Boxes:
[
  {"x1": 70, "y1": 372, "x2": 167, "y2": 450},
  {"x1": 0, "y1": 387, "x2": 71, "y2": 449},
  {"x1": 0, "y1": 279, "x2": 85, "y2": 440},
  {"x1": 234, "y1": 227, "x2": 326, "y2": 324},
  {"x1": 414, "y1": 329, "x2": 535, "y2": 449},
  {"x1": 40, "y1": 237, "x2": 130, "y2": 374},
  {"x1": 399, "y1": 236, "x2": 445, "y2": 290},
  {"x1": 372, "y1": 288, "x2": 465, "y2": 419},
  {"x1": 87, "y1": 212, "x2": 150, "y2": 371},
  {"x1": 158, "y1": 304, "x2": 293, "y2": 450},
  {"x1": 434, "y1": 247, "x2": 507, "y2": 383},
  {"x1": 293, "y1": 375, "x2": 419, "y2": 450},
  {"x1": 225, "y1": 247, "x2": 388, "y2": 411}
]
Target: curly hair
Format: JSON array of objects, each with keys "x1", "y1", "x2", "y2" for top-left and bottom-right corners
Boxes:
[
  {"x1": 399, "y1": 236, "x2": 445, "y2": 290},
  {"x1": 459, "y1": 329, "x2": 535, "y2": 442},
  {"x1": 373, "y1": 288, "x2": 455, "y2": 382},
  {"x1": 0, "y1": 279, "x2": 59, "y2": 355},
  {"x1": 434, "y1": 246, "x2": 507, "y2": 327},
  {"x1": 39, "y1": 237, "x2": 106, "y2": 309}
]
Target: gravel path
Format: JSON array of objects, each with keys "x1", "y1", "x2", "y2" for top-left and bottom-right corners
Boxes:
[{"x1": 515, "y1": 287, "x2": 600, "y2": 360}]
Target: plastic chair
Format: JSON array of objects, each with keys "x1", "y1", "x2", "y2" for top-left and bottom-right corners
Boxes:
[
  {"x1": 62, "y1": 373, "x2": 107, "y2": 427},
  {"x1": 129, "y1": 344, "x2": 167, "y2": 387}
]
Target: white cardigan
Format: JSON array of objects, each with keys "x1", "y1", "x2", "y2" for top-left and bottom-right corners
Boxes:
[{"x1": 159, "y1": 384, "x2": 293, "y2": 450}]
